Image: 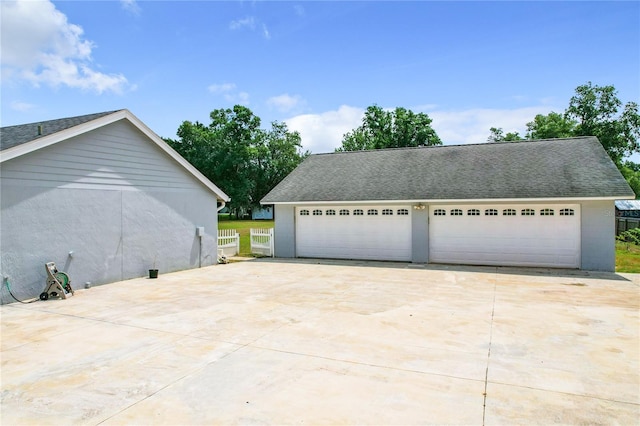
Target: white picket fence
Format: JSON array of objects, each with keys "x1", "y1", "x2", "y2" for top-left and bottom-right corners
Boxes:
[
  {"x1": 250, "y1": 228, "x2": 274, "y2": 257},
  {"x1": 218, "y1": 229, "x2": 239, "y2": 257}
]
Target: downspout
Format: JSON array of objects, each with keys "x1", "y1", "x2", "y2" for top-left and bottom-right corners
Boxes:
[{"x1": 217, "y1": 200, "x2": 226, "y2": 212}]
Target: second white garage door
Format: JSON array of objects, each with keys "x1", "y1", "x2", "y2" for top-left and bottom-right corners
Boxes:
[
  {"x1": 296, "y1": 206, "x2": 412, "y2": 261},
  {"x1": 429, "y1": 204, "x2": 581, "y2": 268}
]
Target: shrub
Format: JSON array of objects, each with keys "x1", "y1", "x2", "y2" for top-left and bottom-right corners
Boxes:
[{"x1": 616, "y1": 227, "x2": 640, "y2": 250}]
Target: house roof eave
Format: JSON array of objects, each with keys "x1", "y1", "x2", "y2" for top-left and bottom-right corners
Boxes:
[
  {"x1": 0, "y1": 110, "x2": 230, "y2": 202},
  {"x1": 263, "y1": 195, "x2": 634, "y2": 205}
]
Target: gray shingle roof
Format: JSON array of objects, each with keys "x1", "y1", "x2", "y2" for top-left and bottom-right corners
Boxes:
[
  {"x1": 0, "y1": 110, "x2": 122, "y2": 151},
  {"x1": 262, "y1": 137, "x2": 634, "y2": 203}
]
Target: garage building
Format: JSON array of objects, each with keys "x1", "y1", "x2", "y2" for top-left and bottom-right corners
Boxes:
[
  {"x1": 261, "y1": 137, "x2": 634, "y2": 271},
  {"x1": 1, "y1": 110, "x2": 229, "y2": 304}
]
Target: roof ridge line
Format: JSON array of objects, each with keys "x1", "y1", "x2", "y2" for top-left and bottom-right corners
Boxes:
[
  {"x1": 0, "y1": 109, "x2": 125, "y2": 130},
  {"x1": 313, "y1": 136, "x2": 596, "y2": 156}
]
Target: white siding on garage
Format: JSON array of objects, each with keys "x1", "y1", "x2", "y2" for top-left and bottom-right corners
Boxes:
[
  {"x1": 429, "y1": 204, "x2": 580, "y2": 268},
  {"x1": 0, "y1": 120, "x2": 198, "y2": 191},
  {"x1": 296, "y1": 205, "x2": 412, "y2": 261}
]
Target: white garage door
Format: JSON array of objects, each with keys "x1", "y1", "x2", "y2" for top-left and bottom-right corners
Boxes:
[
  {"x1": 296, "y1": 206, "x2": 412, "y2": 261},
  {"x1": 429, "y1": 204, "x2": 580, "y2": 268}
]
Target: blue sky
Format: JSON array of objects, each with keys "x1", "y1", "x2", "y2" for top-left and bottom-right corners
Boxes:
[{"x1": 1, "y1": 0, "x2": 639, "y2": 154}]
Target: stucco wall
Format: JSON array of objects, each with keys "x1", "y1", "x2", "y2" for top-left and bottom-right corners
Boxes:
[
  {"x1": 0, "y1": 120, "x2": 220, "y2": 304},
  {"x1": 273, "y1": 204, "x2": 295, "y2": 258},
  {"x1": 581, "y1": 200, "x2": 616, "y2": 271}
]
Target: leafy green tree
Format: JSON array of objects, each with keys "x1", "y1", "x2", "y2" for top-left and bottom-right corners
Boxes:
[
  {"x1": 167, "y1": 120, "x2": 216, "y2": 178},
  {"x1": 488, "y1": 83, "x2": 639, "y2": 164},
  {"x1": 216, "y1": 106, "x2": 260, "y2": 209},
  {"x1": 525, "y1": 112, "x2": 576, "y2": 139},
  {"x1": 166, "y1": 105, "x2": 307, "y2": 217},
  {"x1": 566, "y1": 82, "x2": 640, "y2": 165},
  {"x1": 250, "y1": 121, "x2": 309, "y2": 209},
  {"x1": 487, "y1": 127, "x2": 524, "y2": 143},
  {"x1": 337, "y1": 105, "x2": 441, "y2": 151},
  {"x1": 620, "y1": 161, "x2": 640, "y2": 198}
]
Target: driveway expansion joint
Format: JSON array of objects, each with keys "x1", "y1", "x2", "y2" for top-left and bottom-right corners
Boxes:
[
  {"x1": 482, "y1": 272, "x2": 498, "y2": 426},
  {"x1": 248, "y1": 344, "x2": 486, "y2": 384}
]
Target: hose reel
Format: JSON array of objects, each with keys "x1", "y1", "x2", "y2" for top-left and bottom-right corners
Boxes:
[{"x1": 40, "y1": 262, "x2": 74, "y2": 300}]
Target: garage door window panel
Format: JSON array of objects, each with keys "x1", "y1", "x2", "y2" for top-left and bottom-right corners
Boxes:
[
  {"x1": 429, "y1": 204, "x2": 580, "y2": 268},
  {"x1": 296, "y1": 205, "x2": 412, "y2": 261}
]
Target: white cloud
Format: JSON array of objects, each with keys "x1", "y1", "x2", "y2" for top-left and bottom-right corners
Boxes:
[
  {"x1": 232, "y1": 91, "x2": 250, "y2": 105},
  {"x1": 208, "y1": 83, "x2": 236, "y2": 94},
  {"x1": 10, "y1": 101, "x2": 35, "y2": 112},
  {"x1": 0, "y1": 0, "x2": 130, "y2": 94},
  {"x1": 428, "y1": 106, "x2": 560, "y2": 145},
  {"x1": 267, "y1": 94, "x2": 303, "y2": 112},
  {"x1": 207, "y1": 82, "x2": 249, "y2": 105},
  {"x1": 285, "y1": 105, "x2": 364, "y2": 153},
  {"x1": 229, "y1": 16, "x2": 256, "y2": 31},
  {"x1": 284, "y1": 104, "x2": 563, "y2": 154},
  {"x1": 120, "y1": 0, "x2": 141, "y2": 16},
  {"x1": 229, "y1": 15, "x2": 270, "y2": 39}
]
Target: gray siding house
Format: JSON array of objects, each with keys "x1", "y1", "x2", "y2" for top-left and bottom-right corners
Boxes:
[
  {"x1": 262, "y1": 137, "x2": 634, "y2": 272},
  {"x1": 1, "y1": 110, "x2": 229, "y2": 304}
]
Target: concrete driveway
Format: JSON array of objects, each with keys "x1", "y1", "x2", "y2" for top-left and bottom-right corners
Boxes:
[{"x1": 1, "y1": 259, "x2": 638, "y2": 425}]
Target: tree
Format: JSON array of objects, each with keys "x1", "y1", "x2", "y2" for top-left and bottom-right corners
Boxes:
[
  {"x1": 488, "y1": 83, "x2": 639, "y2": 164},
  {"x1": 620, "y1": 161, "x2": 640, "y2": 198},
  {"x1": 565, "y1": 82, "x2": 640, "y2": 165},
  {"x1": 250, "y1": 121, "x2": 308, "y2": 210},
  {"x1": 525, "y1": 112, "x2": 576, "y2": 139},
  {"x1": 487, "y1": 127, "x2": 524, "y2": 143},
  {"x1": 486, "y1": 82, "x2": 640, "y2": 193},
  {"x1": 166, "y1": 105, "x2": 308, "y2": 217},
  {"x1": 336, "y1": 105, "x2": 441, "y2": 151}
]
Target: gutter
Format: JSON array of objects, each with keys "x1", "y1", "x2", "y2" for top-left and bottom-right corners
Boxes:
[{"x1": 263, "y1": 195, "x2": 635, "y2": 205}]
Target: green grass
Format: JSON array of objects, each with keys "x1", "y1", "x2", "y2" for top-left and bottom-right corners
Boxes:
[
  {"x1": 616, "y1": 241, "x2": 640, "y2": 273},
  {"x1": 218, "y1": 215, "x2": 274, "y2": 256}
]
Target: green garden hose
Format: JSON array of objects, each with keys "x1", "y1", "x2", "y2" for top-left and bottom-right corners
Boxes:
[{"x1": 3, "y1": 279, "x2": 38, "y2": 304}]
